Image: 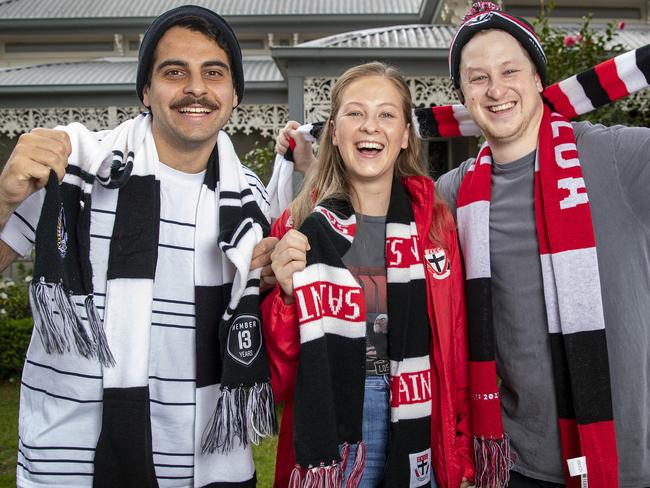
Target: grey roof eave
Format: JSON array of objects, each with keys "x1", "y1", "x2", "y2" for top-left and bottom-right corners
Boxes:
[
  {"x1": 0, "y1": 84, "x2": 134, "y2": 94},
  {"x1": 246, "y1": 81, "x2": 287, "y2": 91},
  {"x1": 0, "y1": 13, "x2": 432, "y2": 34},
  {"x1": 272, "y1": 47, "x2": 449, "y2": 60}
]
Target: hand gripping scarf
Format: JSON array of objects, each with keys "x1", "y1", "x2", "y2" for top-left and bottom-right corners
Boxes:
[
  {"x1": 288, "y1": 178, "x2": 433, "y2": 488},
  {"x1": 456, "y1": 105, "x2": 618, "y2": 488},
  {"x1": 275, "y1": 46, "x2": 649, "y2": 488},
  {"x1": 28, "y1": 113, "x2": 276, "y2": 487}
]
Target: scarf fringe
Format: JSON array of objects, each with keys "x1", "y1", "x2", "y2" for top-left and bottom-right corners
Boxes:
[
  {"x1": 30, "y1": 278, "x2": 116, "y2": 366},
  {"x1": 30, "y1": 278, "x2": 95, "y2": 358},
  {"x1": 84, "y1": 295, "x2": 115, "y2": 367},
  {"x1": 289, "y1": 463, "x2": 343, "y2": 488},
  {"x1": 246, "y1": 381, "x2": 277, "y2": 444},
  {"x1": 201, "y1": 382, "x2": 276, "y2": 454},
  {"x1": 51, "y1": 283, "x2": 94, "y2": 359},
  {"x1": 473, "y1": 434, "x2": 514, "y2": 488},
  {"x1": 345, "y1": 441, "x2": 366, "y2": 488},
  {"x1": 287, "y1": 442, "x2": 365, "y2": 488}
]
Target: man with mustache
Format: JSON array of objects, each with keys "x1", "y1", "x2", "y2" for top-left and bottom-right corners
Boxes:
[{"x1": 0, "y1": 5, "x2": 278, "y2": 487}]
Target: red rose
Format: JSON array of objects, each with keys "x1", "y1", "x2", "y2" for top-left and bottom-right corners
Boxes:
[{"x1": 563, "y1": 35, "x2": 577, "y2": 47}]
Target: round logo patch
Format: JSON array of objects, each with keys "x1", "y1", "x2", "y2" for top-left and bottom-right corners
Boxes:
[
  {"x1": 424, "y1": 247, "x2": 450, "y2": 280},
  {"x1": 227, "y1": 314, "x2": 262, "y2": 367}
]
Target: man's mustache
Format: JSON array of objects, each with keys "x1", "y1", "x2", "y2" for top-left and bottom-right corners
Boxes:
[{"x1": 170, "y1": 96, "x2": 219, "y2": 110}]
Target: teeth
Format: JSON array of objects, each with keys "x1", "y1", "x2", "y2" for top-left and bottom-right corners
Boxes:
[
  {"x1": 178, "y1": 107, "x2": 212, "y2": 113},
  {"x1": 488, "y1": 102, "x2": 515, "y2": 113},
  {"x1": 356, "y1": 141, "x2": 384, "y2": 150}
]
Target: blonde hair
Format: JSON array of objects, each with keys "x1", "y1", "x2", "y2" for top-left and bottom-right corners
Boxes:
[{"x1": 289, "y1": 62, "x2": 425, "y2": 228}]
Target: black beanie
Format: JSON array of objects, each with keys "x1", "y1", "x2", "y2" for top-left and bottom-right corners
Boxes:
[
  {"x1": 136, "y1": 5, "x2": 244, "y2": 105},
  {"x1": 448, "y1": 2, "x2": 547, "y2": 89}
]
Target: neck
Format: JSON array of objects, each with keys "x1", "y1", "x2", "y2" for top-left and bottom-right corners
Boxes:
[
  {"x1": 152, "y1": 132, "x2": 217, "y2": 174},
  {"x1": 350, "y1": 175, "x2": 393, "y2": 216},
  {"x1": 488, "y1": 105, "x2": 544, "y2": 164}
]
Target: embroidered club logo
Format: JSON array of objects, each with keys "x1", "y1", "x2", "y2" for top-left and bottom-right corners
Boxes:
[
  {"x1": 56, "y1": 207, "x2": 68, "y2": 258},
  {"x1": 409, "y1": 448, "x2": 431, "y2": 487},
  {"x1": 227, "y1": 314, "x2": 263, "y2": 366},
  {"x1": 424, "y1": 247, "x2": 450, "y2": 280}
]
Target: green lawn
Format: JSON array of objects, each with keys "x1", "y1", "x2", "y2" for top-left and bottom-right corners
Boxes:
[
  {"x1": 0, "y1": 381, "x2": 277, "y2": 488},
  {"x1": 0, "y1": 381, "x2": 19, "y2": 488}
]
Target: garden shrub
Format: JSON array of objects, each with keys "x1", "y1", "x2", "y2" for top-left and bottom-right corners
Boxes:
[{"x1": 0, "y1": 317, "x2": 32, "y2": 380}]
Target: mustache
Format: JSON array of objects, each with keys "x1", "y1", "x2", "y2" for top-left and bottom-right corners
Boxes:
[{"x1": 170, "y1": 96, "x2": 219, "y2": 110}]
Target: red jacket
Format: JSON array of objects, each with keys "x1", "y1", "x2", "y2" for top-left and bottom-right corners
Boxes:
[{"x1": 261, "y1": 176, "x2": 474, "y2": 487}]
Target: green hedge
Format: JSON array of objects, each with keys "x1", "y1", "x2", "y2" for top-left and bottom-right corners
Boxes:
[{"x1": 0, "y1": 317, "x2": 32, "y2": 380}]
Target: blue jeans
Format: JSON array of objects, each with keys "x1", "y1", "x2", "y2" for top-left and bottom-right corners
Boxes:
[{"x1": 340, "y1": 375, "x2": 438, "y2": 488}]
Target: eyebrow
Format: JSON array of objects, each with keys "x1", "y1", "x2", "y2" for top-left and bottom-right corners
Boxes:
[
  {"x1": 155, "y1": 59, "x2": 230, "y2": 72},
  {"x1": 342, "y1": 101, "x2": 400, "y2": 109}
]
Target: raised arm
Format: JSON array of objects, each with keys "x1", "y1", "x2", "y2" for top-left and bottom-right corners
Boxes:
[{"x1": 0, "y1": 128, "x2": 71, "y2": 270}]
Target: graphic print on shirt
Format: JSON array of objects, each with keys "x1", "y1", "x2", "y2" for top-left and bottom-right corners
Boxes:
[{"x1": 347, "y1": 264, "x2": 390, "y2": 375}]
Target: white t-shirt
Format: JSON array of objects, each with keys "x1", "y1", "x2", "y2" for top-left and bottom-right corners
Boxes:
[{"x1": 2, "y1": 159, "x2": 269, "y2": 488}]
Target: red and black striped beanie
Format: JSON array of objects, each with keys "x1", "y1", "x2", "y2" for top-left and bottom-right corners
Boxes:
[{"x1": 448, "y1": 1, "x2": 547, "y2": 88}]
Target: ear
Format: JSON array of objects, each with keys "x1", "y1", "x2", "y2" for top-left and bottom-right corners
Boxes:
[
  {"x1": 534, "y1": 72, "x2": 543, "y2": 93},
  {"x1": 401, "y1": 123, "x2": 410, "y2": 150},
  {"x1": 232, "y1": 87, "x2": 239, "y2": 108},
  {"x1": 143, "y1": 84, "x2": 151, "y2": 109},
  {"x1": 330, "y1": 120, "x2": 338, "y2": 146},
  {"x1": 455, "y1": 87, "x2": 466, "y2": 105}
]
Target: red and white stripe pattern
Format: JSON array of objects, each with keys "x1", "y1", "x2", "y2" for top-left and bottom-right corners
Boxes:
[
  {"x1": 390, "y1": 356, "x2": 432, "y2": 422},
  {"x1": 386, "y1": 222, "x2": 425, "y2": 283},
  {"x1": 289, "y1": 180, "x2": 433, "y2": 487},
  {"x1": 278, "y1": 46, "x2": 648, "y2": 149},
  {"x1": 294, "y1": 263, "x2": 366, "y2": 343},
  {"x1": 544, "y1": 44, "x2": 650, "y2": 118},
  {"x1": 413, "y1": 45, "x2": 649, "y2": 139},
  {"x1": 458, "y1": 105, "x2": 618, "y2": 488}
]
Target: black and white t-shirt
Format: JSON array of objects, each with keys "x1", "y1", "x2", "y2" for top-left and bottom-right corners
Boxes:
[{"x1": 1, "y1": 160, "x2": 269, "y2": 488}]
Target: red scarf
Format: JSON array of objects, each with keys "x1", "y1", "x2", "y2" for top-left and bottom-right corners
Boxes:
[{"x1": 456, "y1": 105, "x2": 618, "y2": 487}]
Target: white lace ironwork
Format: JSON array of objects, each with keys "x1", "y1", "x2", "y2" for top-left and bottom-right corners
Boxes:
[
  {"x1": 303, "y1": 76, "x2": 458, "y2": 122},
  {"x1": 0, "y1": 104, "x2": 289, "y2": 138}
]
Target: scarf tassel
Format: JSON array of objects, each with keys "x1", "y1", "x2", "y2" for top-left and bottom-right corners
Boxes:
[
  {"x1": 201, "y1": 382, "x2": 276, "y2": 454},
  {"x1": 345, "y1": 441, "x2": 366, "y2": 488},
  {"x1": 473, "y1": 434, "x2": 514, "y2": 488},
  {"x1": 84, "y1": 295, "x2": 115, "y2": 367},
  {"x1": 30, "y1": 278, "x2": 94, "y2": 358},
  {"x1": 246, "y1": 381, "x2": 277, "y2": 444},
  {"x1": 289, "y1": 463, "x2": 343, "y2": 488},
  {"x1": 287, "y1": 442, "x2": 365, "y2": 488}
]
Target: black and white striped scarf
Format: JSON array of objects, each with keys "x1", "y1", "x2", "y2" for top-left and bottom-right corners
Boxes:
[
  {"x1": 289, "y1": 178, "x2": 433, "y2": 488},
  {"x1": 28, "y1": 113, "x2": 275, "y2": 487}
]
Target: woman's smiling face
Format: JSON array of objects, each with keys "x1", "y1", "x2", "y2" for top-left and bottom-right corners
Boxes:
[{"x1": 331, "y1": 75, "x2": 410, "y2": 190}]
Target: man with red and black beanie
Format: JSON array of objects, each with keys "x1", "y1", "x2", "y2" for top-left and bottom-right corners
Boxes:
[{"x1": 436, "y1": 2, "x2": 650, "y2": 487}]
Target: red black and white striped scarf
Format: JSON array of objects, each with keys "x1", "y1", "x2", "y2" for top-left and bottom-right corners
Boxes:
[
  {"x1": 415, "y1": 44, "x2": 649, "y2": 138},
  {"x1": 277, "y1": 45, "x2": 649, "y2": 488},
  {"x1": 456, "y1": 105, "x2": 618, "y2": 488},
  {"x1": 289, "y1": 178, "x2": 433, "y2": 488},
  {"x1": 278, "y1": 46, "x2": 648, "y2": 147}
]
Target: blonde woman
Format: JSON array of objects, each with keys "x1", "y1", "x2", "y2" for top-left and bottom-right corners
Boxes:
[{"x1": 261, "y1": 62, "x2": 473, "y2": 488}]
